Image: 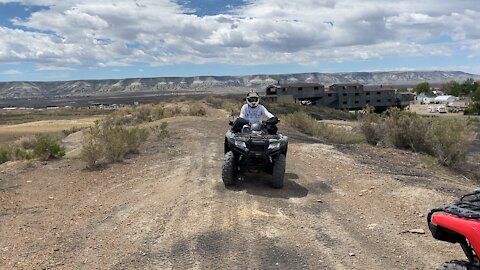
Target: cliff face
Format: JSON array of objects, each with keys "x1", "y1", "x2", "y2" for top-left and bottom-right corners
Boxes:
[{"x1": 1, "y1": 71, "x2": 478, "y2": 99}]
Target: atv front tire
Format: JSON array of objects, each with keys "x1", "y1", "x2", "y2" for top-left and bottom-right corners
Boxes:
[
  {"x1": 222, "y1": 151, "x2": 236, "y2": 186},
  {"x1": 437, "y1": 260, "x2": 480, "y2": 270},
  {"x1": 271, "y1": 154, "x2": 286, "y2": 189}
]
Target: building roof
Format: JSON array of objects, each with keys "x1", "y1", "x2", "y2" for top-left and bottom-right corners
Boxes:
[
  {"x1": 276, "y1": 83, "x2": 324, "y2": 88},
  {"x1": 364, "y1": 88, "x2": 395, "y2": 92},
  {"x1": 329, "y1": 83, "x2": 363, "y2": 87}
]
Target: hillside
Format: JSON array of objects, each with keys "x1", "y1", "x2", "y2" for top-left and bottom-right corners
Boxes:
[
  {"x1": 0, "y1": 106, "x2": 477, "y2": 269},
  {"x1": 1, "y1": 71, "x2": 478, "y2": 99}
]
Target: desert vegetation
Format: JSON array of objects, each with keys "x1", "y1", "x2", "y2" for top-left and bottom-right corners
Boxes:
[
  {"x1": 80, "y1": 101, "x2": 207, "y2": 168},
  {"x1": 0, "y1": 134, "x2": 65, "y2": 164},
  {"x1": 360, "y1": 107, "x2": 473, "y2": 167},
  {"x1": 283, "y1": 110, "x2": 364, "y2": 144}
]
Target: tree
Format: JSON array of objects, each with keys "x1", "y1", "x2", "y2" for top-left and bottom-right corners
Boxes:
[
  {"x1": 414, "y1": 82, "x2": 432, "y2": 95},
  {"x1": 472, "y1": 84, "x2": 480, "y2": 103},
  {"x1": 441, "y1": 80, "x2": 462, "y2": 96},
  {"x1": 461, "y1": 78, "x2": 477, "y2": 96}
]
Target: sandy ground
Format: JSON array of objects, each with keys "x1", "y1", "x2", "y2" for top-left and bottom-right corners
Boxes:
[
  {"x1": 0, "y1": 108, "x2": 478, "y2": 269},
  {"x1": 0, "y1": 117, "x2": 100, "y2": 144}
]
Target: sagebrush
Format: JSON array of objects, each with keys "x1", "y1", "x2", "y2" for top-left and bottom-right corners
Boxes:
[
  {"x1": 360, "y1": 108, "x2": 472, "y2": 167},
  {"x1": 283, "y1": 111, "x2": 364, "y2": 144},
  {"x1": 33, "y1": 134, "x2": 66, "y2": 161}
]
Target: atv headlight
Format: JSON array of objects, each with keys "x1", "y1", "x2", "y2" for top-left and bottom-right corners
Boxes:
[
  {"x1": 235, "y1": 140, "x2": 247, "y2": 149},
  {"x1": 268, "y1": 142, "x2": 280, "y2": 150}
]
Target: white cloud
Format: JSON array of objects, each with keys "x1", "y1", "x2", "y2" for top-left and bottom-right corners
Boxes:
[
  {"x1": 0, "y1": 0, "x2": 479, "y2": 69},
  {"x1": 0, "y1": 69, "x2": 22, "y2": 75}
]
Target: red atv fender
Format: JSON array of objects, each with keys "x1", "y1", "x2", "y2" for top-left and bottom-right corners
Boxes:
[{"x1": 431, "y1": 213, "x2": 480, "y2": 256}]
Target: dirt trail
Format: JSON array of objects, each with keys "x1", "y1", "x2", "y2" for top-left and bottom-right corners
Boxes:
[{"x1": 0, "y1": 111, "x2": 477, "y2": 269}]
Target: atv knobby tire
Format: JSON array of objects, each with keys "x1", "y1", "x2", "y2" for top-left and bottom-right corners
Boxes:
[
  {"x1": 222, "y1": 151, "x2": 236, "y2": 186},
  {"x1": 271, "y1": 154, "x2": 286, "y2": 189},
  {"x1": 437, "y1": 260, "x2": 480, "y2": 270}
]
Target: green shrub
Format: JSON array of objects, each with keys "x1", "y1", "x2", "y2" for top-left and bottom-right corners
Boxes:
[
  {"x1": 0, "y1": 146, "x2": 11, "y2": 164},
  {"x1": 359, "y1": 108, "x2": 383, "y2": 145},
  {"x1": 13, "y1": 147, "x2": 34, "y2": 160},
  {"x1": 429, "y1": 118, "x2": 470, "y2": 167},
  {"x1": 81, "y1": 124, "x2": 104, "y2": 169},
  {"x1": 152, "y1": 122, "x2": 169, "y2": 140},
  {"x1": 101, "y1": 124, "x2": 129, "y2": 162},
  {"x1": 465, "y1": 102, "x2": 480, "y2": 115},
  {"x1": 359, "y1": 108, "x2": 472, "y2": 168},
  {"x1": 317, "y1": 122, "x2": 364, "y2": 144},
  {"x1": 283, "y1": 111, "x2": 319, "y2": 136},
  {"x1": 383, "y1": 108, "x2": 431, "y2": 153},
  {"x1": 81, "y1": 122, "x2": 150, "y2": 168},
  {"x1": 122, "y1": 126, "x2": 150, "y2": 154},
  {"x1": 33, "y1": 135, "x2": 66, "y2": 161}
]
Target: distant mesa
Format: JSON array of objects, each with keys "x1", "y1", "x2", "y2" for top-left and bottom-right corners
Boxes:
[{"x1": 0, "y1": 71, "x2": 478, "y2": 99}]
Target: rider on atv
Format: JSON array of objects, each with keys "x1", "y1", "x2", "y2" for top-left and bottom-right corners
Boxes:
[
  {"x1": 240, "y1": 91, "x2": 275, "y2": 124},
  {"x1": 233, "y1": 91, "x2": 277, "y2": 134}
]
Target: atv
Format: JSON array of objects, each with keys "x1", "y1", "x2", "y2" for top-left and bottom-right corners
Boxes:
[
  {"x1": 222, "y1": 116, "x2": 288, "y2": 188},
  {"x1": 428, "y1": 189, "x2": 480, "y2": 270}
]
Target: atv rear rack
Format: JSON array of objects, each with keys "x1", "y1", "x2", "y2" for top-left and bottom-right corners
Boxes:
[{"x1": 428, "y1": 190, "x2": 480, "y2": 221}]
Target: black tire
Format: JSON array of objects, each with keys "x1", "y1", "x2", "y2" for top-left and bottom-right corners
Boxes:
[
  {"x1": 271, "y1": 154, "x2": 286, "y2": 189},
  {"x1": 222, "y1": 151, "x2": 236, "y2": 186},
  {"x1": 437, "y1": 260, "x2": 480, "y2": 270}
]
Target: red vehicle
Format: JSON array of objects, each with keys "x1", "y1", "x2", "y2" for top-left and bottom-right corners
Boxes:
[{"x1": 428, "y1": 189, "x2": 480, "y2": 270}]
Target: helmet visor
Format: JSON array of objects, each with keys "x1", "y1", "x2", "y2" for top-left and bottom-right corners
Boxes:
[{"x1": 247, "y1": 97, "x2": 259, "y2": 103}]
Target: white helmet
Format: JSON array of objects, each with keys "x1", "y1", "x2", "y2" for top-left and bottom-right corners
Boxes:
[{"x1": 246, "y1": 91, "x2": 260, "y2": 108}]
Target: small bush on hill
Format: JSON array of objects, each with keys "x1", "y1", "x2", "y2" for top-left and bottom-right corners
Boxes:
[
  {"x1": 81, "y1": 124, "x2": 104, "y2": 169},
  {"x1": 222, "y1": 101, "x2": 243, "y2": 115},
  {"x1": 283, "y1": 111, "x2": 319, "y2": 136},
  {"x1": 360, "y1": 108, "x2": 472, "y2": 168},
  {"x1": 14, "y1": 136, "x2": 36, "y2": 149},
  {"x1": 81, "y1": 121, "x2": 150, "y2": 167},
  {"x1": 188, "y1": 102, "x2": 207, "y2": 116},
  {"x1": 152, "y1": 122, "x2": 169, "y2": 140},
  {"x1": 383, "y1": 109, "x2": 431, "y2": 153},
  {"x1": 33, "y1": 134, "x2": 66, "y2": 161},
  {"x1": 283, "y1": 111, "x2": 363, "y2": 144},
  {"x1": 359, "y1": 108, "x2": 383, "y2": 145},
  {"x1": 123, "y1": 126, "x2": 150, "y2": 154},
  {"x1": 429, "y1": 118, "x2": 470, "y2": 167},
  {"x1": 465, "y1": 102, "x2": 480, "y2": 115},
  {"x1": 62, "y1": 126, "x2": 83, "y2": 136},
  {"x1": 13, "y1": 147, "x2": 35, "y2": 160},
  {"x1": 163, "y1": 105, "x2": 182, "y2": 118},
  {"x1": 204, "y1": 96, "x2": 224, "y2": 108},
  {"x1": 0, "y1": 146, "x2": 11, "y2": 164}
]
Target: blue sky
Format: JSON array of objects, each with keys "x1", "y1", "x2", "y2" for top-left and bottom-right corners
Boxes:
[{"x1": 1, "y1": 0, "x2": 479, "y2": 82}]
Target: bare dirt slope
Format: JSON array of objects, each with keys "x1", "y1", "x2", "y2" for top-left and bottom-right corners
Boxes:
[{"x1": 0, "y1": 110, "x2": 477, "y2": 269}]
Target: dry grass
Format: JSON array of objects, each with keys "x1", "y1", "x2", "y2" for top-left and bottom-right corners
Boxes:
[
  {"x1": 0, "y1": 117, "x2": 100, "y2": 145},
  {"x1": 283, "y1": 111, "x2": 364, "y2": 144},
  {"x1": 360, "y1": 108, "x2": 473, "y2": 167}
]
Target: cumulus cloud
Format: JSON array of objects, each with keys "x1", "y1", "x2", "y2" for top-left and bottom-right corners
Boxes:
[
  {"x1": 0, "y1": 69, "x2": 22, "y2": 75},
  {"x1": 0, "y1": 0, "x2": 479, "y2": 69}
]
